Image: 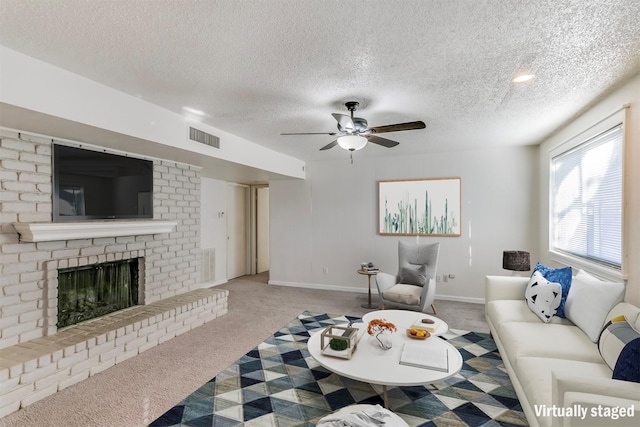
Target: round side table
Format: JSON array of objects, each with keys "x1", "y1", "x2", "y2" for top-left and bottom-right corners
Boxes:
[{"x1": 357, "y1": 269, "x2": 379, "y2": 309}]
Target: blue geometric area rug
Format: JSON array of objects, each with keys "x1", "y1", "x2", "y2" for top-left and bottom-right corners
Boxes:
[{"x1": 150, "y1": 312, "x2": 527, "y2": 426}]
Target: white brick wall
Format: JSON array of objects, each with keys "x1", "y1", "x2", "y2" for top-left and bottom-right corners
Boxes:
[
  {"x1": 0, "y1": 128, "x2": 230, "y2": 418},
  {"x1": 0, "y1": 285, "x2": 229, "y2": 417},
  {"x1": 0, "y1": 128, "x2": 203, "y2": 351}
]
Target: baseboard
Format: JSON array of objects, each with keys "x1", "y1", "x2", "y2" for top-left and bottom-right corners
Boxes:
[
  {"x1": 268, "y1": 280, "x2": 371, "y2": 294},
  {"x1": 202, "y1": 279, "x2": 228, "y2": 288},
  {"x1": 435, "y1": 294, "x2": 485, "y2": 304},
  {"x1": 267, "y1": 280, "x2": 485, "y2": 304}
]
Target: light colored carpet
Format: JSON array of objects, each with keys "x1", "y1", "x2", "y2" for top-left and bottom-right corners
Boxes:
[{"x1": 0, "y1": 273, "x2": 488, "y2": 427}]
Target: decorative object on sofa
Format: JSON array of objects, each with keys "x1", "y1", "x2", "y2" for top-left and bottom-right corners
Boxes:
[
  {"x1": 367, "y1": 318, "x2": 397, "y2": 350},
  {"x1": 502, "y1": 250, "x2": 530, "y2": 273},
  {"x1": 598, "y1": 315, "x2": 640, "y2": 383},
  {"x1": 564, "y1": 269, "x2": 626, "y2": 342},
  {"x1": 320, "y1": 325, "x2": 359, "y2": 359},
  {"x1": 378, "y1": 178, "x2": 461, "y2": 236},
  {"x1": 375, "y1": 241, "x2": 440, "y2": 314},
  {"x1": 532, "y1": 262, "x2": 572, "y2": 318},
  {"x1": 524, "y1": 271, "x2": 562, "y2": 323}
]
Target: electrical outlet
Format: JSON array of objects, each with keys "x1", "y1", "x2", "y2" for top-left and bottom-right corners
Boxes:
[
  {"x1": 322, "y1": 267, "x2": 328, "y2": 274},
  {"x1": 436, "y1": 275, "x2": 442, "y2": 282},
  {"x1": 443, "y1": 275, "x2": 448, "y2": 282}
]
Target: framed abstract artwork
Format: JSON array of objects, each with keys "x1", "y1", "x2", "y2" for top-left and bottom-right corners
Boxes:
[{"x1": 379, "y1": 177, "x2": 461, "y2": 236}]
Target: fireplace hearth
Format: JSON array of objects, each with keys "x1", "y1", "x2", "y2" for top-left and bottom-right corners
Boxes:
[{"x1": 57, "y1": 258, "x2": 140, "y2": 328}]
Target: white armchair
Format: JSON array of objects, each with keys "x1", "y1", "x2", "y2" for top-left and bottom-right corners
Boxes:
[{"x1": 375, "y1": 241, "x2": 440, "y2": 314}]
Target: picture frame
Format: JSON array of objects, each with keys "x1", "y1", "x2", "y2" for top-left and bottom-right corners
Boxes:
[{"x1": 379, "y1": 177, "x2": 461, "y2": 236}]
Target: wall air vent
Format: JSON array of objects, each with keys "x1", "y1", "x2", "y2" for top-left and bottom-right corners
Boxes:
[{"x1": 189, "y1": 127, "x2": 220, "y2": 149}]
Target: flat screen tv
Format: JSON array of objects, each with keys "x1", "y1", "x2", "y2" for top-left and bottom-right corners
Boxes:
[{"x1": 53, "y1": 144, "x2": 153, "y2": 221}]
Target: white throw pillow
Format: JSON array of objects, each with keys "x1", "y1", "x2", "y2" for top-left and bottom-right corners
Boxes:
[
  {"x1": 525, "y1": 271, "x2": 562, "y2": 323},
  {"x1": 564, "y1": 270, "x2": 626, "y2": 342}
]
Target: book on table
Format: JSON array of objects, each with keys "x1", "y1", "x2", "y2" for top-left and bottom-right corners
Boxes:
[
  {"x1": 411, "y1": 317, "x2": 439, "y2": 333},
  {"x1": 399, "y1": 342, "x2": 449, "y2": 372}
]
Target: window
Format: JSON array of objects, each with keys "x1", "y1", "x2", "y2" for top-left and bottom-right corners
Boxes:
[{"x1": 550, "y1": 122, "x2": 623, "y2": 276}]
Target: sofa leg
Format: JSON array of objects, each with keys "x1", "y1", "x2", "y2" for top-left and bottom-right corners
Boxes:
[{"x1": 431, "y1": 304, "x2": 437, "y2": 315}]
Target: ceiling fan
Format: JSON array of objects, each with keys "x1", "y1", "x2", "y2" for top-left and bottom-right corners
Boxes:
[{"x1": 281, "y1": 101, "x2": 426, "y2": 154}]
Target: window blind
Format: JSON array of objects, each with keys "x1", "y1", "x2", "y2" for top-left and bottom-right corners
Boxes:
[{"x1": 551, "y1": 124, "x2": 623, "y2": 269}]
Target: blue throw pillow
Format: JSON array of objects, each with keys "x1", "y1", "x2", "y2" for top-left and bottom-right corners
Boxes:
[
  {"x1": 599, "y1": 315, "x2": 640, "y2": 383},
  {"x1": 614, "y1": 338, "x2": 640, "y2": 382},
  {"x1": 532, "y1": 262, "x2": 572, "y2": 318}
]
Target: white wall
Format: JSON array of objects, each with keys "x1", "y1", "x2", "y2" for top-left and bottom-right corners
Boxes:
[
  {"x1": 0, "y1": 46, "x2": 305, "y2": 180},
  {"x1": 200, "y1": 177, "x2": 228, "y2": 285},
  {"x1": 270, "y1": 145, "x2": 538, "y2": 302},
  {"x1": 538, "y1": 74, "x2": 640, "y2": 306}
]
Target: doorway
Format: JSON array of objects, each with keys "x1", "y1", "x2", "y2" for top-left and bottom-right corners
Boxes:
[
  {"x1": 226, "y1": 183, "x2": 249, "y2": 279},
  {"x1": 255, "y1": 186, "x2": 269, "y2": 274}
]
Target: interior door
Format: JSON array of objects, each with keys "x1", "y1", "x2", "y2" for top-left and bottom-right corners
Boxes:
[
  {"x1": 256, "y1": 187, "x2": 270, "y2": 273},
  {"x1": 227, "y1": 183, "x2": 248, "y2": 279}
]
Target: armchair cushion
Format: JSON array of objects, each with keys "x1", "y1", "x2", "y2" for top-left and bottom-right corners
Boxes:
[
  {"x1": 383, "y1": 284, "x2": 421, "y2": 306},
  {"x1": 399, "y1": 265, "x2": 427, "y2": 286}
]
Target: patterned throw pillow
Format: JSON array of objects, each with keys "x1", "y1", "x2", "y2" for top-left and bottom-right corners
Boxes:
[
  {"x1": 533, "y1": 262, "x2": 572, "y2": 318},
  {"x1": 525, "y1": 271, "x2": 562, "y2": 323},
  {"x1": 598, "y1": 315, "x2": 640, "y2": 383}
]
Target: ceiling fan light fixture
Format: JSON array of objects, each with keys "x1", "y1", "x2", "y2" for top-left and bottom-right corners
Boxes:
[{"x1": 337, "y1": 135, "x2": 368, "y2": 151}]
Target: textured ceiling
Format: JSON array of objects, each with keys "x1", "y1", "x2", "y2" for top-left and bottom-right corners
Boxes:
[{"x1": 1, "y1": 0, "x2": 639, "y2": 164}]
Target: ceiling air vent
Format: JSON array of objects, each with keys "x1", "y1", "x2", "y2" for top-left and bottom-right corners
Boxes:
[{"x1": 189, "y1": 127, "x2": 220, "y2": 149}]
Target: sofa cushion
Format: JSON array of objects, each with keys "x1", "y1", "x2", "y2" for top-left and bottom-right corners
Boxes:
[
  {"x1": 499, "y1": 322, "x2": 605, "y2": 370},
  {"x1": 383, "y1": 284, "x2": 420, "y2": 305},
  {"x1": 564, "y1": 269, "x2": 625, "y2": 342},
  {"x1": 516, "y1": 357, "x2": 614, "y2": 427},
  {"x1": 599, "y1": 315, "x2": 640, "y2": 383},
  {"x1": 525, "y1": 271, "x2": 562, "y2": 323},
  {"x1": 487, "y1": 300, "x2": 573, "y2": 336},
  {"x1": 533, "y1": 262, "x2": 572, "y2": 318}
]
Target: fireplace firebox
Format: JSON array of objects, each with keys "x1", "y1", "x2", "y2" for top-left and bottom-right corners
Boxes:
[{"x1": 57, "y1": 258, "x2": 140, "y2": 328}]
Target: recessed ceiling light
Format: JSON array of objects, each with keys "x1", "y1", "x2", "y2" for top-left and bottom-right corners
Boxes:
[
  {"x1": 512, "y1": 74, "x2": 535, "y2": 83},
  {"x1": 182, "y1": 106, "x2": 207, "y2": 116}
]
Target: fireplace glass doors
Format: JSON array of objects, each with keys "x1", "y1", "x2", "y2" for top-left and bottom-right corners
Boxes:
[{"x1": 57, "y1": 259, "x2": 140, "y2": 328}]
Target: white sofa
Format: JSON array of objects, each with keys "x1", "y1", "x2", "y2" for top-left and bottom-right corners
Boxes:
[{"x1": 485, "y1": 275, "x2": 640, "y2": 427}]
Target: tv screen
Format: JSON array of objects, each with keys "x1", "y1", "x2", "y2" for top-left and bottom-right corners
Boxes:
[{"x1": 53, "y1": 144, "x2": 153, "y2": 221}]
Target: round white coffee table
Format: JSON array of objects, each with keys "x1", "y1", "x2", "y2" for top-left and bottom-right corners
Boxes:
[{"x1": 308, "y1": 310, "x2": 463, "y2": 408}]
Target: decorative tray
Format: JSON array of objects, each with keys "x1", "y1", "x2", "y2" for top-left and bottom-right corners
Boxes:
[{"x1": 406, "y1": 328, "x2": 430, "y2": 340}]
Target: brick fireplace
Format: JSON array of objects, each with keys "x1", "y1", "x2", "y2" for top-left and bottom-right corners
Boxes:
[
  {"x1": 49, "y1": 254, "x2": 143, "y2": 330},
  {"x1": 0, "y1": 129, "x2": 228, "y2": 418}
]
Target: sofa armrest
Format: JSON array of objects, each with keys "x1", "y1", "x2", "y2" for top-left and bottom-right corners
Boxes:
[
  {"x1": 551, "y1": 373, "x2": 640, "y2": 427},
  {"x1": 485, "y1": 275, "x2": 529, "y2": 303}
]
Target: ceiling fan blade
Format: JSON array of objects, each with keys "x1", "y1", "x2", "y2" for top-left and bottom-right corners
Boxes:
[
  {"x1": 369, "y1": 121, "x2": 426, "y2": 134},
  {"x1": 319, "y1": 140, "x2": 338, "y2": 151},
  {"x1": 332, "y1": 113, "x2": 355, "y2": 132},
  {"x1": 281, "y1": 132, "x2": 337, "y2": 135},
  {"x1": 367, "y1": 135, "x2": 399, "y2": 148}
]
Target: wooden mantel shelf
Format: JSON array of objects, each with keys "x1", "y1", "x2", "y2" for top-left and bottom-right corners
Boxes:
[{"x1": 13, "y1": 220, "x2": 178, "y2": 242}]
